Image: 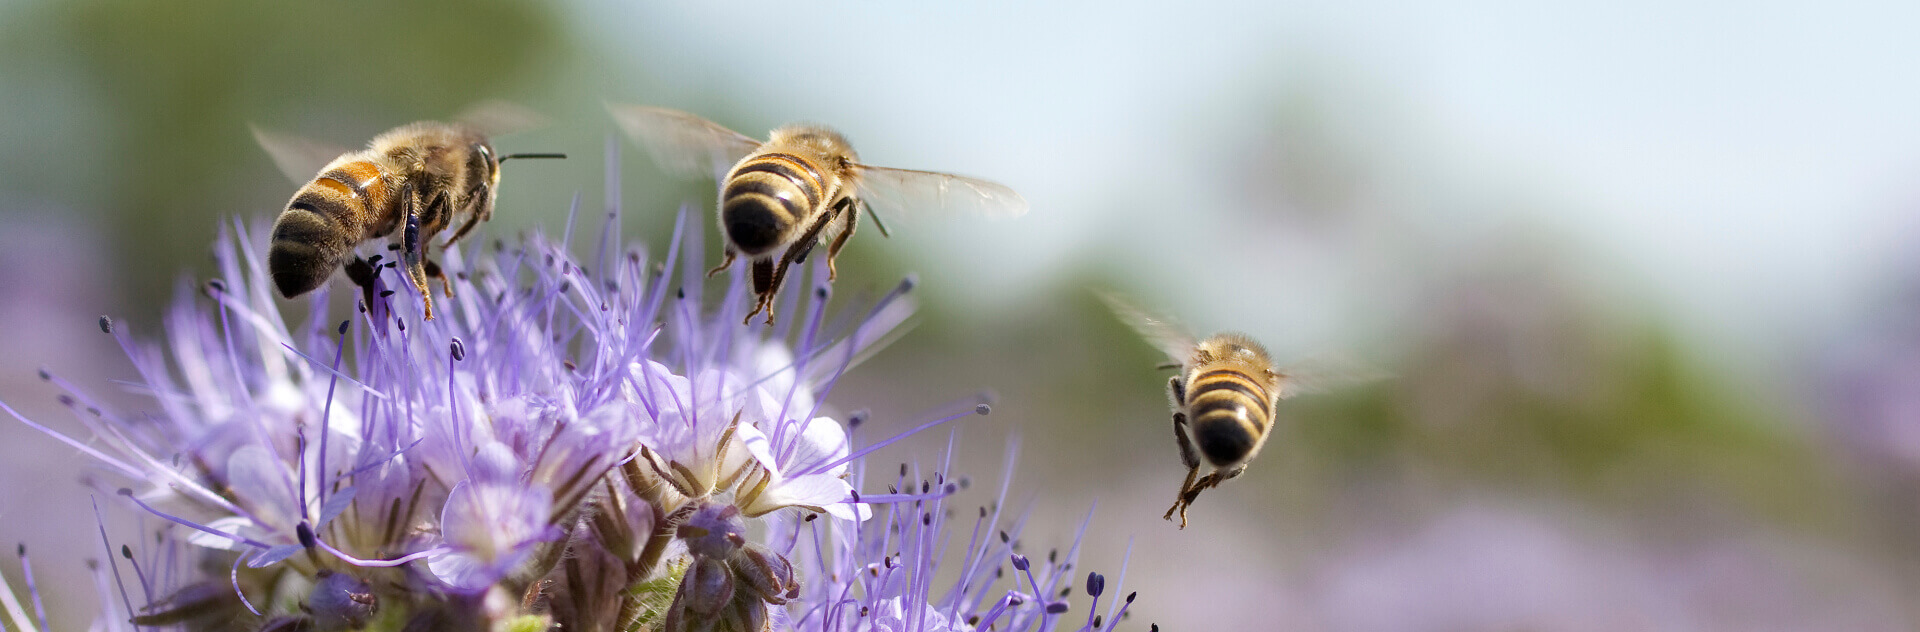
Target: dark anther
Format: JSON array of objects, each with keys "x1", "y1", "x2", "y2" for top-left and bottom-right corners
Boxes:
[
  {"x1": 379, "y1": 290, "x2": 396, "y2": 298},
  {"x1": 848, "y1": 410, "x2": 867, "y2": 428},
  {"x1": 120, "y1": 545, "x2": 131, "y2": 559},
  {"x1": 206, "y1": 278, "x2": 227, "y2": 294},
  {"x1": 888, "y1": 485, "x2": 898, "y2": 494},
  {"x1": 116, "y1": 488, "x2": 133, "y2": 497},
  {"x1": 450, "y1": 338, "x2": 466, "y2": 362},
  {"x1": 559, "y1": 281, "x2": 572, "y2": 294},
  {"x1": 899, "y1": 463, "x2": 908, "y2": 477},
  {"x1": 975, "y1": 404, "x2": 991, "y2": 415},
  {"x1": 97, "y1": 316, "x2": 112, "y2": 334},
  {"x1": 1087, "y1": 572, "x2": 1105, "y2": 597},
  {"x1": 944, "y1": 483, "x2": 957, "y2": 494},
  {"x1": 1007, "y1": 594, "x2": 1023, "y2": 606},
  {"x1": 959, "y1": 476, "x2": 971, "y2": 489},
  {"x1": 967, "y1": 616, "x2": 981, "y2": 626},
  {"x1": 921, "y1": 481, "x2": 930, "y2": 494},
  {"x1": 87, "y1": 407, "x2": 100, "y2": 417},
  {"x1": 850, "y1": 491, "x2": 860, "y2": 503},
  {"x1": 899, "y1": 273, "x2": 917, "y2": 293},
  {"x1": 56, "y1": 395, "x2": 74, "y2": 406},
  {"x1": 860, "y1": 607, "x2": 869, "y2": 617},
  {"x1": 804, "y1": 513, "x2": 817, "y2": 522},
  {"x1": 563, "y1": 361, "x2": 577, "y2": 372},
  {"x1": 13, "y1": 544, "x2": 21, "y2": 556},
  {"x1": 1011, "y1": 554, "x2": 1029, "y2": 571},
  {"x1": 1095, "y1": 616, "x2": 1104, "y2": 628},
  {"x1": 1059, "y1": 587, "x2": 1071, "y2": 598},
  {"x1": 545, "y1": 254, "x2": 555, "y2": 268},
  {"x1": 998, "y1": 531, "x2": 1009, "y2": 544},
  {"x1": 921, "y1": 513, "x2": 931, "y2": 526},
  {"x1": 36, "y1": 369, "x2": 49, "y2": 381},
  {"x1": 1127, "y1": 591, "x2": 1137, "y2": 603},
  {"x1": 979, "y1": 507, "x2": 987, "y2": 518},
  {"x1": 676, "y1": 287, "x2": 685, "y2": 300},
  {"x1": 1152, "y1": 624, "x2": 1160, "y2": 632},
  {"x1": 1046, "y1": 602, "x2": 1069, "y2": 614},
  {"x1": 337, "y1": 320, "x2": 351, "y2": 335},
  {"x1": 296, "y1": 522, "x2": 317, "y2": 549},
  {"x1": 815, "y1": 285, "x2": 829, "y2": 300},
  {"x1": 1049, "y1": 549, "x2": 1058, "y2": 563}
]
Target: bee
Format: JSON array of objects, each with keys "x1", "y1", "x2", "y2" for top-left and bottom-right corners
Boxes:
[
  {"x1": 610, "y1": 104, "x2": 1028, "y2": 324},
  {"x1": 1101, "y1": 292, "x2": 1371, "y2": 529},
  {"x1": 255, "y1": 118, "x2": 564, "y2": 319}
]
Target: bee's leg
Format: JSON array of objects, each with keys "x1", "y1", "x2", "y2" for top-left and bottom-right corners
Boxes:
[
  {"x1": 1214, "y1": 464, "x2": 1248, "y2": 485},
  {"x1": 442, "y1": 184, "x2": 493, "y2": 246},
  {"x1": 345, "y1": 256, "x2": 379, "y2": 315},
  {"x1": 707, "y1": 248, "x2": 737, "y2": 278},
  {"x1": 424, "y1": 259, "x2": 456, "y2": 300},
  {"x1": 823, "y1": 197, "x2": 857, "y2": 281},
  {"x1": 755, "y1": 209, "x2": 839, "y2": 326},
  {"x1": 860, "y1": 198, "x2": 890, "y2": 238},
  {"x1": 400, "y1": 188, "x2": 438, "y2": 321},
  {"x1": 743, "y1": 258, "x2": 776, "y2": 325},
  {"x1": 1165, "y1": 410, "x2": 1202, "y2": 528}
]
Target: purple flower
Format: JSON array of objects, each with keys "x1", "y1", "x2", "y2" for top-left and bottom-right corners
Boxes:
[{"x1": 6, "y1": 162, "x2": 1127, "y2": 631}]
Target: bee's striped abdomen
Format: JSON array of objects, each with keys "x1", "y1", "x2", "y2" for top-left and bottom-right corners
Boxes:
[
  {"x1": 268, "y1": 160, "x2": 391, "y2": 299},
  {"x1": 721, "y1": 152, "x2": 826, "y2": 255},
  {"x1": 1185, "y1": 367, "x2": 1273, "y2": 467}
]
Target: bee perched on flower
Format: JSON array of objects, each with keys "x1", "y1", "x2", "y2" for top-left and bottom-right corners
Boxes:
[{"x1": 8, "y1": 166, "x2": 1139, "y2": 631}]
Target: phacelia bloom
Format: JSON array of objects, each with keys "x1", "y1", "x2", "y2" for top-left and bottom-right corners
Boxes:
[{"x1": 9, "y1": 172, "x2": 1134, "y2": 631}]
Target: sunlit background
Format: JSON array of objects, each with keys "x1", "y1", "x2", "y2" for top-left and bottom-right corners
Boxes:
[{"x1": 5, "y1": 1, "x2": 1920, "y2": 629}]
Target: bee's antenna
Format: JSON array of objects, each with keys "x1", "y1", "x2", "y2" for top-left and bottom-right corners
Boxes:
[{"x1": 499, "y1": 153, "x2": 568, "y2": 162}]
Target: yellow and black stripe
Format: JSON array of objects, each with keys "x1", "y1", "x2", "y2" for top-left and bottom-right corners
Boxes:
[
  {"x1": 269, "y1": 160, "x2": 392, "y2": 299},
  {"x1": 1185, "y1": 367, "x2": 1272, "y2": 467},
  {"x1": 721, "y1": 152, "x2": 826, "y2": 255}
]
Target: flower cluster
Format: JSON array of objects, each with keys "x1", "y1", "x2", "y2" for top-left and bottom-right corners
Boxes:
[{"x1": 7, "y1": 189, "x2": 1137, "y2": 630}]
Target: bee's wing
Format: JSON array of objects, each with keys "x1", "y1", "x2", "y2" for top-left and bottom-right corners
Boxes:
[
  {"x1": 854, "y1": 165, "x2": 1029, "y2": 221},
  {"x1": 250, "y1": 124, "x2": 353, "y2": 185},
  {"x1": 606, "y1": 103, "x2": 762, "y2": 181},
  {"x1": 453, "y1": 99, "x2": 550, "y2": 137},
  {"x1": 1096, "y1": 290, "x2": 1199, "y2": 367},
  {"x1": 1273, "y1": 353, "x2": 1390, "y2": 399}
]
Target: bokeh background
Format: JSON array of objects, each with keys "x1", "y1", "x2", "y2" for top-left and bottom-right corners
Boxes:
[{"x1": 5, "y1": 1, "x2": 1920, "y2": 629}]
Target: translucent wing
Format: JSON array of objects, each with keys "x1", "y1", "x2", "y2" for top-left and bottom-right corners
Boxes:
[
  {"x1": 1096, "y1": 290, "x2": 1199, "y2": 367},
  {"x1": 250, "y1": 124, "x2": 354, "y2": 185},
  {"x1": 856, "y1": 165, "x2": 1030, "y2": 220},
  {"x1": 606, "y1": 103, "x2": 762, "y2": 181},
  {"x1": 453, "y1": 99, "x2": 550, "y2": 137},
  {"x1": 1273, "y1": 353, "x2": 1391, "y2": 399}
]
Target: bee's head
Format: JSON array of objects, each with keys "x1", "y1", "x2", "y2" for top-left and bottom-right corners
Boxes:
[{"x1": 771, "y1": 124, "x2": 859, "y2": 170}]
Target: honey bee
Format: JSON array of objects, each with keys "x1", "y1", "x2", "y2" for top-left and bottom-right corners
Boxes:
[
  {"x1": 609, "y1": 104, "x2": 1028, "y2": 324},
  {"x1": 1101, "y1": 292, "x2": 1373, "y2": 529},
  {"x1": 255, "y1": 119, "x2": 564, "y2": 319}
]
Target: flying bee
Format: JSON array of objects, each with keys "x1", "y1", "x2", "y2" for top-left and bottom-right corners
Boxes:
[
  {"x1": 255, "y1": 115, "x2": 564, "y2": 320},
  {"x1": 1100, "y1": 292, "x2": 1376, "y2": 529},
  {"x1": 609, "y1": 104, "x2": 1028, "y2": 324}
]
